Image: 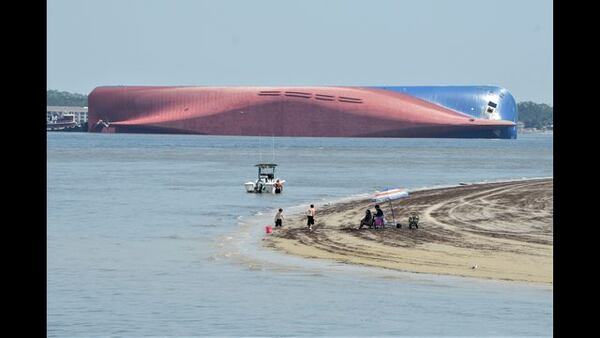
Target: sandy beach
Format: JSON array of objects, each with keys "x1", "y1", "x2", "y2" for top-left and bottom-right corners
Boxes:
[{"x1": 263, "y1": 178, "x2": 553, "y2": 284}]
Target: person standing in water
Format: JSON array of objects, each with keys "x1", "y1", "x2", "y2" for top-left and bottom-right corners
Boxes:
[
  {"x1": 307, "y1": 204, "x2": 316, "y2": 231},
  {"x1": 274, "y1": 179, "x2": 283, "y2": 194},
  {"x1": 274, "y1": 208, "x2": 284, "y2": 228}
]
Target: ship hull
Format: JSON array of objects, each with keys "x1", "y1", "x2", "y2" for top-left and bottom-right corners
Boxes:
[{"x1": 88, "y1": 86, "x2": 517, "y2": 139}]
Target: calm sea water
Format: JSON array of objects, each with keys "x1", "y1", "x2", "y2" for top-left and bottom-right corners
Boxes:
[{"x1": 47, "y1": 132, "x2": 553, "y2": 337}]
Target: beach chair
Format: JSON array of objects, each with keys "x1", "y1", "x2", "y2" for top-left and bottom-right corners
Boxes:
[{"x1": 408, "y1": 215, "x2": 419, "y2": 229}]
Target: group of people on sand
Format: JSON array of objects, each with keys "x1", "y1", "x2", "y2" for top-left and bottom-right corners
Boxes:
[
  {"x1": 359, "y1": 205, "x2": 420, "y2": 230},
  {"x1": 274, "y1": 203, "x2": 419, "y2": 232},
  {"x1": 359, "y1": 205, "x2": 385, "y2": 229},
  {"x1": 273, "y1": 204, "x2": 317, "y2": 231}
]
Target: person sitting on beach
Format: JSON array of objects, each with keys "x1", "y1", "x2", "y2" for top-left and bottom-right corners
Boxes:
[
  {"x1": 374, "y1": 205, "x2": 384, "y2": 229},
  {"x1": 359, "y1": 209, "x2": 374, "y2": 229}
]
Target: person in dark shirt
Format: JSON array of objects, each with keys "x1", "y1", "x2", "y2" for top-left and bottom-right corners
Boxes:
[
  {"x1": 359, "y1": 209, "x2": 374, "y2": 229},
  {"x1": 274, "y1": 208, "x2": 284, "y2": 227}
]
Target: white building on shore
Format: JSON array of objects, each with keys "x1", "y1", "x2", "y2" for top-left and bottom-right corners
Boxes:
[
  {"x1": 47, "y1": 106, "x2": 88, "y2": 130},
  {"x1": 47, "y1": 106, "x2": 88, "y2": 124}
]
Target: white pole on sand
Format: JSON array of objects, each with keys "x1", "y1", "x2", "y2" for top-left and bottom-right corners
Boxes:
[{"x1": 388, "y1": 199, "x2": 396, "y2": 225}]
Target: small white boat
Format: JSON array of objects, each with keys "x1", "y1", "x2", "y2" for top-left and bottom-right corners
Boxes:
[{"x1": 244, "y1": 163, "x2": 285, "y2": 194}]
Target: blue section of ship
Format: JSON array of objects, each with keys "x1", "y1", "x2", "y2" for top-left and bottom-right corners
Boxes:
[{"x1": 371, "y1": 86, "x2": 518, "y2": 139}]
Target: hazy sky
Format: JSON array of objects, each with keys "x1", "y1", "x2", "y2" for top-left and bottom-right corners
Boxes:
[{"x1": 47, "y1": 0, "x2": 553, "y2": 104}]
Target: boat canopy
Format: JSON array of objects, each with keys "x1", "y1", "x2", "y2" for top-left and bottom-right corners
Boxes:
[{"x1": 255, "y1": 163, "x2": 277, "y2": 180}]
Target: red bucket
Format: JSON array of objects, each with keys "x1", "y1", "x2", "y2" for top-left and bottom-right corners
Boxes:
[{"x1": 265, "y1": 225, "x2": 273, "y2": 234}]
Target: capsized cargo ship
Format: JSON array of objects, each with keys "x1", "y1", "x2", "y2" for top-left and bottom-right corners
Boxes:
[{"x1": 88, "y1": 85, "x2": 517, "y2": 139}]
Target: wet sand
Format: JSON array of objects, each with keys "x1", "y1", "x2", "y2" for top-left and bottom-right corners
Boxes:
[{"x1": 263, "y1": 178, "x2": 553, "y2": 284}]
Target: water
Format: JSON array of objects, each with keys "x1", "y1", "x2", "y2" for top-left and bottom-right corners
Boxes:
[{"x1": 47, "y1": 132, "x2": 553, "y2": 337}]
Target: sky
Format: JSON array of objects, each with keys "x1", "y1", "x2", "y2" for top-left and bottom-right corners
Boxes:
[{"x1": 47, "y1": 0, "x2": 553, "y2": 104}]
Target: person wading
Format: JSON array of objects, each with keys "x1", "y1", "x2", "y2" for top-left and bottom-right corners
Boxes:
[{"x1": 274, "y1": 179, "x2": 283, "y2": 194}]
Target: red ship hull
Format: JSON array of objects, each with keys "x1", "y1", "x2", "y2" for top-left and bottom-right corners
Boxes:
[{"x1": 88, "y1": 86, "x2": 515, "y2": 138}]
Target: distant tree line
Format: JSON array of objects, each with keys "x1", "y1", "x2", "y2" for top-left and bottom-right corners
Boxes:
[
  {"x1": 516, "y1": 101, "x2": 553, "y2": 129},
  {"x1": 47, "y1": 90, "x2": 87, "y2": 107},
  {"x1": 46, "y1": 90, "x2": 553, "y2": 129}
]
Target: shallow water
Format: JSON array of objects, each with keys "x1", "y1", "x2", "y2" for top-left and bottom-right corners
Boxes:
[{"x1": 47, "y1": 132, "x2": 553, "y2": 337}]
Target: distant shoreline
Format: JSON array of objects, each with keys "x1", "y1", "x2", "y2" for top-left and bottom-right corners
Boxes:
[
  {"x1": 517, "y1": 128, "x2": 553, "y2": 134},
  {"x1": 263, "y1": 178, "x2": 553, "y2": 284}
]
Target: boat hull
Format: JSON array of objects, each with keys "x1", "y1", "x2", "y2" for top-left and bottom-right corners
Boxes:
[{"x1": 88, "y1": 86, "x2": 517, "y2": 139}]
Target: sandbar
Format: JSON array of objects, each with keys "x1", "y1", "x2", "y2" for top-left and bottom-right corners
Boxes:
[{"x1": 263, "y1": 179, "x2": 553, "y2": 284}]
